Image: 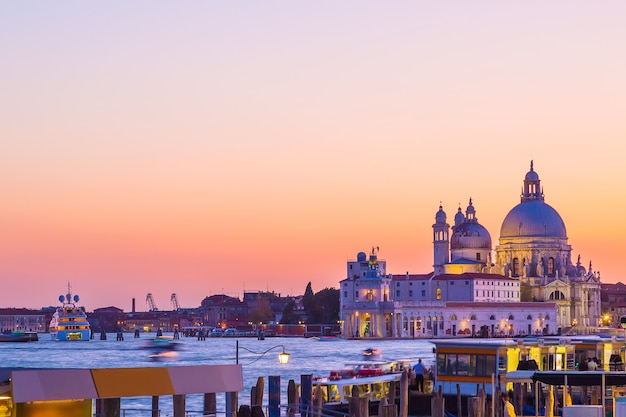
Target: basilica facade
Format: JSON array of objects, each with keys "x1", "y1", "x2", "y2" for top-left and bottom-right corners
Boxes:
[{"x1": 339, "y1": 162, "x2": 602, "y2": 338}]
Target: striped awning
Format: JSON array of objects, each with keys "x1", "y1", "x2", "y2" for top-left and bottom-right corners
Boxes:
[{"x1": 11, "y1": 365, "x2": 243, "y2": 403}]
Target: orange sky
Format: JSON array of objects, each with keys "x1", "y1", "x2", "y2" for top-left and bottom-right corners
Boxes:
[{"x1": 1, "y1": 2, "x2": 625, "y2": 310}]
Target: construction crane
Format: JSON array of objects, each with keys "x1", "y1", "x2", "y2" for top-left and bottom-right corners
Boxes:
[
  {"x1": 171, "y1": 293, "x2": 180, "y2": 311},
  {"x1": 146, "y1": 293, "x2": 158, "y2": 311}
]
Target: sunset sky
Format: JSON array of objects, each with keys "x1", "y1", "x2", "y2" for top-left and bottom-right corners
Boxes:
[{"x1": 2, "y1": 2, "x2": 625, "y2": 311}]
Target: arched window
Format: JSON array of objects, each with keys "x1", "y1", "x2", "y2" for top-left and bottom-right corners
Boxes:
[
  {"x1": 470, "y1": 314, "x2": 477, "y2": 320},
  {"x1": 508, "y1": 314, "x2": 515, "y2": 320},
  {"x1": 366, "y1": 290, "x2": 374, "y2": 302},
  {"x1": 513, "y1": 258, "x2": 519, "y2": 276},
  {"x1": 440, "y1": 315, "x2": 444, "y2": 330},
  {"x1": 436, "y1": 288, "x2": 442, "y2": 300},
  {"x1": 451, "y1": 314, "x2": 457, "y2": 321},
  {"x1": 545, "y1": 314, "x2": 550, "y2": 320},
  {"x1": 549, "y1": 291, "x2": 565, "y2": 300},
  {"x1": 527, "y1": 314, "x2": 532, "y2": 320},
  {"x1": 403, "y1": 316, "x2": 408, "y2": 331},
  {"x1": 489, "y1": 315, "x2": 495, "y2": 320},
  {"x1": 548, "y1": 257, "x2": 555, "y2": 276}
]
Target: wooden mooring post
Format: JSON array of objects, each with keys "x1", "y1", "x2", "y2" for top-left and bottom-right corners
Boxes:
[
  {"x1": 101, "y1": 397, "x2": 121, "y2": 417},
  {"x1": 152, "y1": 395, "x2": 160, "y2": 417},
  {"x1": 301, "y1": 374, "x2": 313, "y2": 417},
  {"x1": 399, "y1": 370, "x2": 408, "y2": 417},
  {"x1": 287, "y1": 379, "x2": 298, "y2": 417},
  {"x1": 457, "y1": 384, "x2": 463, "y2": 417},
  {"x1": 204, "y1": 392, "x2": 217, "y2": 416},
  {"x1": 269, "y1": 376, "x2": 280, "y2": 417},
  {"x1": 173, "y1": 394, "x2": 185, "y2": 417},
  {"x1": 349, "y1": 395, "x2": 369, "y2": 417}
]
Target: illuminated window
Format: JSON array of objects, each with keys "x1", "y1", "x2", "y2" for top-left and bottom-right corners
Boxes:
[
  {"x1": 513, "y1": 258, "x2": 519, "y2": 276},
  {"x1": 436, "y1": 288, "x2": 442, "y2": 300}
]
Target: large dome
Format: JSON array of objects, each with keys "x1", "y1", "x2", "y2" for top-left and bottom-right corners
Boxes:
[
  {"x1": 500, "y1": 200, "x2": 567, "y2": 238},
  {"x1": 451, "y1": 222, "x2": 492, "y2": 249}
]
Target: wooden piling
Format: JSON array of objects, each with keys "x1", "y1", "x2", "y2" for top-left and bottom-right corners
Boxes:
[
  {"x1": 301, "y1": 374, "x2": 313, "y2": 417},
  {"x1": 101, "y1": 397, "x2": 121, "y2": 417},
  {"x1": 251, "y1": 386, "x2": 258, "y2": 406},
  {"x1": 389, "y1": 380, "x2": 397, "y2": 404},
  {"x1": 349, "y1": 396, "x2": 369, "y2": 417},
  {"x1": 399, "y1": 370, "x2": 409, "y2": 417},
  {"x1": 204, "y1": 393, "x2": 216, "y2": 416},
  {"x1": 382, "y1": 404, "x2": 398, "y2": 417},
  {"x1": 173, "y1": 394, "x2": 186, "y2": 417},
  {"x1": 314, "y1": 384, "x2": 323, "y2": 417},
  {"x1": 457, "y1": 384, "x2": 462, "y2": 417},
  {"x1": 255, "y1": 376, "x2": 265, "y2": 407},
  {"x1": 467, "y1": 397, "x2": 482, "y2": 417},
  {"x1": 238, "y1": 405, "x2": 252, "y2": 417},
  {"x1": 287, "y1": 379, "x2": 297, "y2": 417},
  {"x1": 431, "y1": 396, "x2": 445, "y2": 417},
  {"x1": 269, "y1": 376, "x2": 280, "y2": 417},
  {"x1": 378, "y1": 396, "x2": 388, "y2": 417},
  {"x1": 251, "y1": 405, "x2": 265, "y2": 417},
  {"x1": 152, "y1": 395, "x2": 159, "y2": 417}
]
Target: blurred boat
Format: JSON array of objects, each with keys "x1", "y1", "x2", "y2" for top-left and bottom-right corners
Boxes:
[
  {"x1": 0, "y1": 331, "x2": 38, "y2": 342},
  {"x1": 362, "y1": 348, "x2": 382, "y2": 361}
]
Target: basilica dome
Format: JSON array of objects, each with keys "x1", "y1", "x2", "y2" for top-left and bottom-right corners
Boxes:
[
  {"x1": 451, "y1": 222, "x2": 492, "y2": 249},
  {"x1": 500, "y1": 200, "x2": 567, "y2": 238},
  {"x1": 500, "y1": 162, "x2": 567, "y2": 239}
]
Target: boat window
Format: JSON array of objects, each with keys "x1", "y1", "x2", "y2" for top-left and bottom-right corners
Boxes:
[{"x1": 437, "y1": 353, "x2": 496, "y2": 377}]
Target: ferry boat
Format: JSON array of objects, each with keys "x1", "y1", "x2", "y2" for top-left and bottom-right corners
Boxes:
[
  {"x1": 49, "y1": 286, "x2": 91, "y2": 341},
  {"x1": 312, "y1": 359, "x2": 413, "y2": 409}
]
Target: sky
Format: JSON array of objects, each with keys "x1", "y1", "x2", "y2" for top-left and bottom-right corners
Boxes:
[{"x1": 2, "y1": 2, "x2": 625, "y2": 311}]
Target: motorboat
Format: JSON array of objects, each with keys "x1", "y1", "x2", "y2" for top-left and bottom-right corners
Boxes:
[
  {"x1": 362, "y1": 348, "x2": 382, "y2": 361},
  {"x1": 143, "y1": 336, "x2": 181, "y2": 361},
  {"x1": 49, "y1": 285, "x2": 91, "y2": 341}
]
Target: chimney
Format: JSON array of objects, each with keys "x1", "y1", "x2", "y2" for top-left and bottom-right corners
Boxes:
[{"x1": 132, "y1": 298, "x2": 136, "y2": 313}]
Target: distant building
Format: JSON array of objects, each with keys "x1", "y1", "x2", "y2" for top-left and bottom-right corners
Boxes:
[
  {"x1": 88, "y1": 306, "x2": 124, "y2": 332},
  {"x1": 0, "y1": 308, "x2": 47, "y2": 333},
  {"x1": 340, "y1": 162, "x2": 601, "y2": 337},
  {"x1": 200, "y1": 295, "x2": 247, "y2": 328}
]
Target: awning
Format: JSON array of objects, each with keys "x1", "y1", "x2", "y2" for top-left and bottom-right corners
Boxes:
[
  {"x1": 504, "y1": 370, "x2": 535, "y2": 383},
  {"x1": 532, "y1": 371, "x2": 626, "y2": 386},
  {"x1": 11, "y1": 365, "x2": 243, "y2": 402}
]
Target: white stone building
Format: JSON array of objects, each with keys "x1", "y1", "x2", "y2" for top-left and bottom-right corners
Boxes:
[{"x1": 339, "y1": 162, "x2": 601, "y2": 338}]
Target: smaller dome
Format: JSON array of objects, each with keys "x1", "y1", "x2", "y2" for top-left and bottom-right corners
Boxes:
[
  {"x1": 435, "y1": 205, "x2": 447, "y2": 223},
  {"x1": 525, "y1": 170, "x2": 539, "y2": 181},
  {"x1": 357, "y1": 252, "x2": 367, "y2": 262},
  {"x1": 451, "y1": 222, "x2": 492, "y2": 249}
]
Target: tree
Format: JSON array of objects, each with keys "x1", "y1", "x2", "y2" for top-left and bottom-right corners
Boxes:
[
  {"x1": 302, "y1": 282, "x2": 315, "y2": 321},
  {"x1": 307, "y1": 287, "x2": 340, "y2": 324},
  {"x1": 280, "y1": 299, "x2": 297, "y2": 324},
  {"x1": 247, "y1": 298, "x2": 274, "y2": 324}
]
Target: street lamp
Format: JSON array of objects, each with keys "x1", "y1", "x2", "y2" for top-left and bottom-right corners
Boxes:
[{"x1": 235, "y1": 340, "x2": 290, "y2": 365}]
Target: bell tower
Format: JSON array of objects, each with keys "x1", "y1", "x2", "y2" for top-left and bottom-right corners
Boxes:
[{"x1": 433, "y1": 204, "x2": 450, "y2": 275}]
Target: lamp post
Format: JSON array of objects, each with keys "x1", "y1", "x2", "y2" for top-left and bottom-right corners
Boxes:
[{"x1": 235, "y1": 340, "x2": 290, "y2": 365}]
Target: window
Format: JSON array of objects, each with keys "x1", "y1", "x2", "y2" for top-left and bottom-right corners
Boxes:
[
  {"x1": 421, "y1": 290, "x2": 426, "y2": 296},
  {"x1": 476, "y1": 253, "x2": 481, "y2": 261},
  {"x1": 366, "y1": 290, "x2": 374, "y2": 302},
  {"x1": 489, "y1": 315, "x2": 495, "y2": 320},
  {"x1": 344, "y1": 291, "x2": 347, "y2": 297},
  {"x1": 451, "y1": 314, "x2": 457, "y2": 320},
  {"x1": 548, "y1": 257, "x2": 555, "y2": 276},
  {"x1": 513, "y1": 258, "x2": 519, "y2": 276},
  {"x1": 436, "y1": 288, "x2": 442, "y2": 300},
  {"x1": 465, "y1": 281, "x2": 469, "y2": 285},
  {"x1": 409, "y1": 290, "x2": 413, "y2": 297},
  {"x1": 396, "y1": 290, "x2": 400, "y2": 297},
  {"x1": 508, "y1": 314, "x2": 515, "y2": 320},
  {"x1": 355, "y1": 291, "x2": 359, "y2": 299},
  {"x1": 451, "y1": 281, "x2": 455, "y2": 286}
]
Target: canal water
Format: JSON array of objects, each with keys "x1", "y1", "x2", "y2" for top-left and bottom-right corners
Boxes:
[{"x1": 0, "y1": 334, "x2": 435, "y2": 416}]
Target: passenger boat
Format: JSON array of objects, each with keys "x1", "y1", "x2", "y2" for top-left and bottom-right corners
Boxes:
[
  {"x1": 312, "y1": 359, "x2": 413, "y2": 409},
  {"x1": 49, "y1": 286, "x2": 91, "y2": 341},
  {"x1": 0, "y1": 331, "x2": 38, "y2": 342}
]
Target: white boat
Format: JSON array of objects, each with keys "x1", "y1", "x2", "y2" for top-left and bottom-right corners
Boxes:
[
  {"x1": 312, "y1": 359, "x2": 413, "y2": 408},
  {"x1": 49, "y1": 285, "x2": 91, "y2": 341}
]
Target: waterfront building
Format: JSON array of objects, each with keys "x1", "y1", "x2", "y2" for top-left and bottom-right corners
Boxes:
[
  {"x1": 340, "y1": 162, "x2": 601, "y2": 338},
  {"x1": 0, "y1": 308, "x2": 47, "y2": 333}
]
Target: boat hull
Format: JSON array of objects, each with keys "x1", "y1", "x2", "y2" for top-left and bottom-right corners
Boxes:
[{"x1": 51, "y1": 330, "x2": 91, "y2": 341}]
